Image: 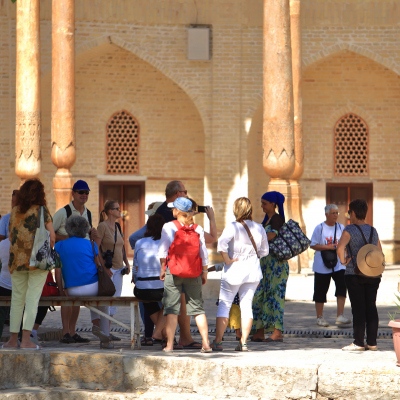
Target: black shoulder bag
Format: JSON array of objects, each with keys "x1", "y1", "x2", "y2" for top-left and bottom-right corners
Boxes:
[{"x1": 320, "y1": 223, "x2": 338, "y2": 270}]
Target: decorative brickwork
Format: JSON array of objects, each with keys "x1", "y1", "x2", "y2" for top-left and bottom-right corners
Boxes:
[
  {"x1": 334, "y1": 113, "x2": 368, "y2": 177},
  {"x1": 106, "y1": 110, "x2": 139, "y2": 175}
]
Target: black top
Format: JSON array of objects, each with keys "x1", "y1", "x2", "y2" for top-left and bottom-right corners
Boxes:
[
  {"x1": 264, "y1": 213, "x2": 284, "y2": 232},
  {"x1": 155, "y1": 201, "x2": 176, "y2": 223}
]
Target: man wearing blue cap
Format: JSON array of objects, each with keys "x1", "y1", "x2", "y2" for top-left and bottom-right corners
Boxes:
[{"x1": 53, "y1": 180, "x2": 97, "y2": 344}]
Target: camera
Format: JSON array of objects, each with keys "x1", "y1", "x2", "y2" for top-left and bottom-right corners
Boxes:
[
  {"x1": 121, "y1": 267, "x2": 129, "y2": 276},
  {"x1": 102, "y1": 250, "x2": 114, "y2": 269}
]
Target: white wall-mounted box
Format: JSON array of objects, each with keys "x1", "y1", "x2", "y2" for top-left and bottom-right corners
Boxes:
[{"x1": 187, "y1": 27, "x2": 210, "y2": 61}]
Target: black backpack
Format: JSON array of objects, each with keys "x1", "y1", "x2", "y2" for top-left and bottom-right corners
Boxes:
[{"x1": 64, "y1": 204, "x2": 92, "y2": 228}]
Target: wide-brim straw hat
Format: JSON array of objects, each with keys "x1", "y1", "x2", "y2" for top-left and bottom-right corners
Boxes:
[{"x1": 356, "y1": 244, "x2": 385, "y2": 277}]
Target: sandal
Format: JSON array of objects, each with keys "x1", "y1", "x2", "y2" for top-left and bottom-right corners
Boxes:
[
  {"x1": 162, "y1": 338, "x2": 183, "y2": 350},
  {"x1": 162, "y1": 348, "x2": 174, "y2": 353},
  {"x1": 235, "y1": 342, "x2": 248, "y2": 352},
  {"x1": 200, "y1": 347, "x2": 212, "y2": 353},
  {"x1": 141, "y1": 337, "x2": 154, "y2": 346},
  {"x1": 210, "y1": 340, "x2": 223, "y2": 352}
]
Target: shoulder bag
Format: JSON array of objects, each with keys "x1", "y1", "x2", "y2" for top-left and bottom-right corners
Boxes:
[
  {"x1": 91, "y1": 240, "x2": 116, "y2": 296},
  {"x1": 29, "y1": 206, "x2": 61, "y2": 271},
  {"x1": 320, "y1": 223, "x2": 338, "y2": 270},
  {"x1": 240, "y1": 221, "x2": 259, "y2": 258},
  {"x1": 268, "y1": 219, "x2": 311, "y2": 261}
]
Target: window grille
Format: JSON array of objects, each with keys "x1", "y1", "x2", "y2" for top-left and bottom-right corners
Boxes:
[
  {"x1": 106, "y1": 110, "x2": 139, "y2": 174},
  {"x1": 334, "y1": 113, "x2": 368, "y2": 177}
]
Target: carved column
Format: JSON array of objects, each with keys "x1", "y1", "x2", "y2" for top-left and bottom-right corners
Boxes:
[
  {"x1": 15, "y1": 0, "x2": 41, "y2": 180},
  {"x1": 263, "y1": 0, "x2": 295, "y2": 179},
  {"x1": 51, "y1": 0, "x2": 76, "y2": 211}
]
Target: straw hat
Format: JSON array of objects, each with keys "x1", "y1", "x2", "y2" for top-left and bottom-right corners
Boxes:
[{"x1": 356, "y1": 244, "x2": 385, "y2": 277}]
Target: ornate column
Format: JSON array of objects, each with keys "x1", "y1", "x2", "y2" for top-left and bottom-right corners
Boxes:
[
  {"x1": 263, "y1": 0, "x2": 295, "y2": 179},
  {"x1": 51, "y1": 0, "x2": 76, "y2": 211},
  {"x1": 15, "y1": 0, "x2": 41, "y2": 180}
]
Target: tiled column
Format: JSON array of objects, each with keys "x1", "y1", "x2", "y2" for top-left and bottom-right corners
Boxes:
[{"x1": 51, "y1": 0, "x2": 76, "y2": 210}]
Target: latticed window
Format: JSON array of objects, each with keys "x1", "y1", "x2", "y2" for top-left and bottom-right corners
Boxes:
[
  {"x1": 106, "y1": 110, "x2": 139, "y2": 174},
  {"x1": 334, "y1": 113, "x2": 369, "y2": 177}
]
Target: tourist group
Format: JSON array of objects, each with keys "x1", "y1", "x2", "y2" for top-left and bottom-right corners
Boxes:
[{"x1": 0, "y1": 178, "x2": 385, "y2": 353}]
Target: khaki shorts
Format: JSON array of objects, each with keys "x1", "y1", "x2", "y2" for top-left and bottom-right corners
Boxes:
[{"x1": 162, "y1": 270, "x2": 205, "y2": 316}]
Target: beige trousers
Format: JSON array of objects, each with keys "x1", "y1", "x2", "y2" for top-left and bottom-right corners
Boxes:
[{"x1": 10, "y1": 269, "x2": 48, "y2": 332}]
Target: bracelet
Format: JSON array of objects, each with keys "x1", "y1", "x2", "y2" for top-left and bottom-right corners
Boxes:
[{"x1": 202, "y1": 270, "x2": 208, "y2": 273}]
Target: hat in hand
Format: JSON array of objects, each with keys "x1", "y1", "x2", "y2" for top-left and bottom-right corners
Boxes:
[
  {"x1": 357, "y1": 244, "x2": 385, "y2": 277},
  {"x1": 144, "y1": 201, "x2": 164, "y2": 217}
]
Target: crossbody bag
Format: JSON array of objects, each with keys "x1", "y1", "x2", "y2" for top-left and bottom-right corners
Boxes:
[
  {"x1": 320, "y1": 223, "x2": 339, "y2": 270},
  {"x1": 240, "y1": 221, "x2": 260, "y2": 259}
]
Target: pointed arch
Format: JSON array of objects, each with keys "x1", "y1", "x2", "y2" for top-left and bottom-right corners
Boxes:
[{"x1": 303, "y1": 43, "x2": 400, "y2": 76}]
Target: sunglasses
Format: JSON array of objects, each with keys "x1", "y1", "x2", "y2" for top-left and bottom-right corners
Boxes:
[
  {"x1": 111, "y1": 207, "x2": 121, "y2": 211},
  {"x1": 74, "y1": 190, "x2": 89, "y2": 195}
]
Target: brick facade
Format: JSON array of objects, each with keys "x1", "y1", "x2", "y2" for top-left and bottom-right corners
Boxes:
[{"x1": 1, "y1": 0, "x2": 400, "y2": 261}]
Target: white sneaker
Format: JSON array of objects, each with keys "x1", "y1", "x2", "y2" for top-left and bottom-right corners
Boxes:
[
  {"x1": 336, "y1": 314, "x2": 351, "y2": 325},
  {"x1": 316, "y1": 316, "x2": 329, "y2": 327},
  {"x1": 342, "y1": 343, "x2": 365, "y2": 351}
]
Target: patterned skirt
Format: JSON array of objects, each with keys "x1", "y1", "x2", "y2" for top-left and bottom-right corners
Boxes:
[{"x1": 252, "y1": 254, "x2": 289, "y2": 332}]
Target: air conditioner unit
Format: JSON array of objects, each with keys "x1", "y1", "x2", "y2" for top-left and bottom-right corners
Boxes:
[{"x1": 187, "y1": 27, "x2": 210, "y2": 61}]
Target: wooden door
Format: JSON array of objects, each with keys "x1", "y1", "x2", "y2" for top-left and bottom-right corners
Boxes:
[
  {"x1": 99, "y1": 182, "x2": 145, "y2": 257},
  {"x1": 326, "y1": 183, "x2": 373, "y2": 226}
]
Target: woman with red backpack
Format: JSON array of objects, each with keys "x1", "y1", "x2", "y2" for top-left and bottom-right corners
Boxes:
[{"x1": 159, "y1": 197, "x2": 212, "y2": 353}]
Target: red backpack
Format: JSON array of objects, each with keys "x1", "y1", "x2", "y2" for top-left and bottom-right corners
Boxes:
[
  {"x1": 166, "y1": 220, "x2": 202, "y2": 278},
  {"x1": 41, "y1": 272, "x2": 60, "y2": 297}
]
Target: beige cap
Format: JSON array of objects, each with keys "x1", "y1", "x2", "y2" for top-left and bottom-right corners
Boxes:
[
  {"x1": 144, "y1": 201, "x2": 164, "y2": 217},
  {"x1": 356, "y1": 244, "x2": 385, "y2": 277}
]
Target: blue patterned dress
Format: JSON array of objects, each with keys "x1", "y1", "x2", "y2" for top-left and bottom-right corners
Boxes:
[{"x1": 252, "y1": 223, "x2": 289, "y2": 332}]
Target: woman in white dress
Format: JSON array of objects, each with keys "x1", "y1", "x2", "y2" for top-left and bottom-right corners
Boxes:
[{"x1": 211, "y1": 197, "x2": 269, "y2": 351}]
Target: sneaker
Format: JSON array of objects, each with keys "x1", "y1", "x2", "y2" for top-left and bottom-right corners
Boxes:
[
  {"x1": 342, "y1": 343, "x2": 365, "y2": 351},
  {"x1": 60, "y1": 333, "x2": 75, "y2": 344},
  {"x1": 316, "y1": 316, "x2": 329, "y2": 327},
  {"x1": 100, "y1": 340, "x2": 114, "y2": 350},
  {"x1": 109, "y1": 333, "x2": 121, "y2": 341},
  {"x1": 30, "y1": 335, "x2": 40, "y2": 346},
  {"x1": 92, "y1": 325, "x2": 110, "y2": 342},
  {"x1": 336, "y1": 314, "x2": 351, "y2": 325}
]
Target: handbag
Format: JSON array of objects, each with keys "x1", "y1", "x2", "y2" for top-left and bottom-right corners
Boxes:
[
  {"x1": 240, "y1": 221, "x2": 259, "y2": 258},
  {"x1": 320, "y1": 223, "x2": 338, "y2": 270},
  {"x1": 91, "y1": 240, "x2": 116, "y2": 297},
  {"x1": 41, "y1": 271, "x2": 60, "y2": 297},
  {"x1": 29, "y1": 206, "x2": 61, "y2": 271},
  {"x1": 268, "y1": 219, "x2": 311, "y2": 261}
]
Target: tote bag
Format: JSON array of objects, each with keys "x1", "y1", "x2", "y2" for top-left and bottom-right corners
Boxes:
[
  {"x1": 268, "y1": 219, "x2": 311, "y2": 261},
  {"x1": 29, "y1": 206, "x2": 61, "y2": 271}
]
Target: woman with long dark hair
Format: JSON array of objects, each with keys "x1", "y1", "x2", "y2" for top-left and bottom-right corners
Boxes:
[{"x1": 3, "y1": 179, "x2": 55, "y2": 350}]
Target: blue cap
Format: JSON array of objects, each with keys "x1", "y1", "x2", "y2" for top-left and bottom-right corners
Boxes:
[
  {"x1": 167, "y1": 197, "x2": 192, "y2": 212},
  {"x1": 72, "y1": 180, "x2": 90, "y2": 191}
]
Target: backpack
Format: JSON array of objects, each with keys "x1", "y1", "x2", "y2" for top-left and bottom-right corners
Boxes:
[
  {"x1": 64, "y1": 204, "x2": 92, "y2": 228},
  {"x1": 166, "y1": 220, "x2": 202, "y2": 278},
  {"x1": 41, "y1": 271, "x2": 60, "y2": 297}
]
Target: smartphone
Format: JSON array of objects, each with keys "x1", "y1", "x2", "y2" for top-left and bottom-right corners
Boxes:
[{"x1": 197, "y1": 205, "x2": 208, "y2": 213}]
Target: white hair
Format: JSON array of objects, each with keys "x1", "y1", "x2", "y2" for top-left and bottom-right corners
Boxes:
[{"x1": 325, "y1": 204, "x2": 338, "y2": 214}]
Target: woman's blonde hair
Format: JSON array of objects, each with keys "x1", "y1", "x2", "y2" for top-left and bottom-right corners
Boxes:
[
  {"x1": 176, "y1": 210, "x2": 195, "y2": 226},
  {"x1": 100, "y1": 200, "x2": 118, "y2": 222},
  {"x1": 233, "y1": 197, "x2": 253, "y2": 222}
]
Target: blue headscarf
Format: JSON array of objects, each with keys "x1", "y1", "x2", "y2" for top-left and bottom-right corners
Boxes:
[{"x1": 261, "y1": 191, "x2": 285, "y2": 225}]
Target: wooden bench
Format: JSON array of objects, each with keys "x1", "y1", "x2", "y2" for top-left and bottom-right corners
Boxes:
[{"x1": 0, "y1": 296, "x2": 142, "y2": 350}]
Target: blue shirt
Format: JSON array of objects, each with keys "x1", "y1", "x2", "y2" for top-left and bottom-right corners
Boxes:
[
  {"x1": 129, "y1": 225, "x2": 147, "y2": 249},
  {"x1": 55, "y1": 237, "x2": 99, "y2": 289},
  {"x1": 0, "y1": 213, "x2": 11, "y2": 238}
]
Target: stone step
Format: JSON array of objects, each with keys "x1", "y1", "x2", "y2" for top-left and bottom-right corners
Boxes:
[{"x1": 0, "y1": 387, "x2": 257, "y2": 400}]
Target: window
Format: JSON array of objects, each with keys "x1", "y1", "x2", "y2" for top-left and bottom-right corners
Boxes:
[
  {"x1": 334, "y1": 113, "x2": 368, "y2": 177},
  {"x1": 106, "y1": 110, "x2": 139, "y2": 174}
]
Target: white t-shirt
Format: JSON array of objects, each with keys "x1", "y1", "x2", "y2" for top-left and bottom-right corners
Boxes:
[
  {"x1": 0, "y1": 239, "x2": 11, "y2": 290},
  {"x1": 311, "y1": 222, "x2": 345, "y2": 274}
]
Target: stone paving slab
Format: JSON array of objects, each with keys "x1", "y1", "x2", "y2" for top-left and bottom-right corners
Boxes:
[{"x1": 0, "y1": 335, "x2": 399, "y2": 400}]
